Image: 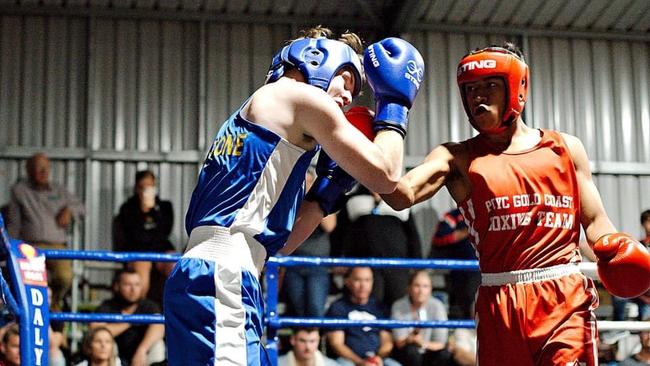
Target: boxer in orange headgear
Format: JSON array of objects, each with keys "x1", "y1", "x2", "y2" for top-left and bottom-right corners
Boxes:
[
  {"x1": 380, "y1": 43, "x2": 650, "y2": 366},
  {"x1": 457, "y1": 46, "x2": 529, "y2": 134}
]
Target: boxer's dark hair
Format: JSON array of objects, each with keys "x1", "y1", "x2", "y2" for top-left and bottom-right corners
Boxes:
[{"x1": 641, "y1": 209, "x2": 650, "y2": 225}]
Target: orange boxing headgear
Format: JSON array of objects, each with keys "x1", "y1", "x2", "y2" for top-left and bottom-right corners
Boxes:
[
  {"x1": 345, "y1": 106, "x2": 376, "y2": 141},
  {"x1": 457, "y1": 47, "x2": 529, "y2": 133}
]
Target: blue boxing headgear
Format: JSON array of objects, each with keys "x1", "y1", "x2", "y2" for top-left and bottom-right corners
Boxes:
[{"x1": 265, "y1": 37, "x2": 363, "y2": 97}]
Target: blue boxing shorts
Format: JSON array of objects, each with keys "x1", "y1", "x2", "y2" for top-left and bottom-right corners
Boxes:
[{"x1": 164, "y1": 226, "x2": 271, "y2": 365}]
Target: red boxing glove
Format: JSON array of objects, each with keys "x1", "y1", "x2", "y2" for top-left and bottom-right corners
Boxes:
[
  {"x1": 593, "y1": 233, "x2": 650, "y2": 298},
  {"x1": 345, "y1": 106, "x2": 376, "y2": 141}
]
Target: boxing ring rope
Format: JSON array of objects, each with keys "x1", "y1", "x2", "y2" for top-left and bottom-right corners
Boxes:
[
  {"x1": 43, "y1": 250, "x2": 179, "y2": 326},
  {"x1": 0, "y1": 221, "x2": 647, "y2": 365},
  {"x1": 263, "y1": 256, "x2": 650, "y2": 363}
]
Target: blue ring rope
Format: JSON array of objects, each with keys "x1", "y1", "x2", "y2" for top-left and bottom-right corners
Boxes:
[
  {"x1": 42, "y1": 249, "x2": 180, "y2": 262},
  {"x1": 269, "y1": 256, "x2": 479, "y2": 270},
  {"x1": 42, "y1": 249, "x2": 480, "y2": 270},
  {"x1": 47, "y1": 313, "x2": 476, "y2": 329},
  {"x1": 50, "y1": 313, "x2": 164, "y2": 324}
]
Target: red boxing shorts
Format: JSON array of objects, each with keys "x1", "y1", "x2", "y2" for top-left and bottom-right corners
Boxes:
[{"x1": 476, "y1": 264, "x2": 599, "y2": 366}]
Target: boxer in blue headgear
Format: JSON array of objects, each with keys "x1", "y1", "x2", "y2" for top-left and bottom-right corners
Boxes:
[
  {"x1": 164, "y1": 25, "x2": 425, "y2": 366},
  {"x1": 265, "y1": 37, "x2": 364, "y2": 97}
]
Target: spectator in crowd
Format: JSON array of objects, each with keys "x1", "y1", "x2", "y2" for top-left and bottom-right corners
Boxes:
[
  {"x1": 279, "y1": 327, "x2": 338, "y2": 366},
  {"x1": 6, "y1": 152, "x2": 85, "y2": 305},
  {"x1": 325, "y1": 267, "x2": 401, "y2": 366},
  {"x1": 0, "y1": 323, "x2": 19, "y2": 366},
  {"x1": 74, "y1": 326, "x2": 126, "y2": 366},
  {"x1": 281, "y1": 170, "x2": 335, "y2": 318},
  {"x1": 619, "y1": 324, "x2": 650, "y2": 366},
  {"x1": 429, "y1": 208, "x2": 481, "y2": 318},
  {"x1": 449, "y1": 328, "x2": 477, "y2": 366},
  {"x1": 336, "y1": 187, "x2": 421, "y2": 309},
  {"x1": 90, "y1": 269, "x2": 165, "y2": 366},
  {"x1": 611, "y1": 209, "x2": 650, "y2": 321},
  {"x1": 113, "y1": 170, "x2": 175, "y2": 304},
  {"x1": 391, "y1": 270, "x2": 450, "y2": 366}
]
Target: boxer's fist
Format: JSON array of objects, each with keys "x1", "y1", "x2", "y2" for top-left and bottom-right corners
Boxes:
[
  {"x1": 593, "y1": 233, "x2": 650, "y2": 298},
  {"x1": 363, "y1": 37, "x2": 425, "y2": 137},
  {"x1": 305, "y1": 151, "x2": 357, "y2": 216},
  {"x1": 345, "y1": 106, "x2": 376, "y2": 141}
]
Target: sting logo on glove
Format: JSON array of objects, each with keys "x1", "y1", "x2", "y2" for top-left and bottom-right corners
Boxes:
[{"x1": 406, "y1": 60, "x2": 424, "y2": 88}]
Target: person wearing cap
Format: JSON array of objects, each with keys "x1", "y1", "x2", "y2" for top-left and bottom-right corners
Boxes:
[
  {"x1": 381, "y1": 42, "x2": 650, "y2": 365},
  {"x1": 163, "y1": 25, "x2": 425, "y2": 365}
]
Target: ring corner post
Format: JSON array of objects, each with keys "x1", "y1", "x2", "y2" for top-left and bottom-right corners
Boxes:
[{"x1": 0, "y1": 214, "x2": 49, "y2": 366}]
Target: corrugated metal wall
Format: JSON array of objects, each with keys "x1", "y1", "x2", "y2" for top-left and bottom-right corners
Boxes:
[
  {"x1": 2, "y1": 17, "x2": 650, "y2": 255},
  {"x1": 0, "y1": 17, "x2": 294, "y2": 251}
]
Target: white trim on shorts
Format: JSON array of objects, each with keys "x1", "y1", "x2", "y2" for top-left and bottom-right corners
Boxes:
[
  {"x1": 184, "y1": 225, "x2": 267, "y2": 277},
  {"x1": 480, "y1": 263, "x2": 581, "y2": 286}
]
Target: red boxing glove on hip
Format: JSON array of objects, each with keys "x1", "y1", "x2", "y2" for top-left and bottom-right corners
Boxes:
[
  {"x1": 593, "y1": 233, "x2": 650, "y2": 298},
  {"x1": 345, "y1": 106, "x2": 376, "y2": 141}
]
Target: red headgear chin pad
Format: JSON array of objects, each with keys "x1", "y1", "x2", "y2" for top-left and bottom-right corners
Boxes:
[
  {"x1": 457, "y1": 48, "x2": 529, "y2": 126},
  {"x1": 345, "y1": 106, "x2": 376, "y2": 140}
]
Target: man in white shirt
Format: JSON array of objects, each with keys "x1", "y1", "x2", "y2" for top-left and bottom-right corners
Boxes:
[{"x1": 278, "y1": 328, "x2": 338, "y2": 366}]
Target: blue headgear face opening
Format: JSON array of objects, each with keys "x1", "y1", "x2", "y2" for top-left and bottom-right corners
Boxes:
[{"x1": 265, "y1": 38, "x2": 363, "y2": 98}]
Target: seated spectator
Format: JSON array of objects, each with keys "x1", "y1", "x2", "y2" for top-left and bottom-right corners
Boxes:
[
  {"x1": 449, "y1": 328, "x2": 477, "y2": 366},
  {"x1": 429, "y1": 208, "x2": 480, "y2": 319},
  {"x1": 113, "y1": 170, "x2": 175, "y2": 304},
  {"x1": 74, "y1": 326, "x2": 126, "y2": 366},
  {"x1": 391, "y1": 270, "x2": 451, "y2": 366},
  {"x1": 90, "y1": 269, "x2": 165, "y2": 366},
  {"x1": 281, "y1": 170, "x2": 335, "y2": 318},
  {"x1": 0, "y1": 323, "x2": 19, "y2": 366},
  {"x1": 6, "y1": 152, "x2": 85, "y2": 305},
  {"x1": 325, "y1": 267, "x2": 401, "y2": 366},
  {"x1": 279, "y1": 327, "x2": 338, "y2": 366},
  {"x1": 611, "y1": 209, "x2": 650, "y2": 321}
]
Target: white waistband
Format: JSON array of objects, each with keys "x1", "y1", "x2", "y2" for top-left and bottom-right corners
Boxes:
[
  {"x1": 184, "y1": 226, "x2": 267, "y2": 277},
  {"x1": 481, "y1": 263, "x2": 581, "y2": 286}
]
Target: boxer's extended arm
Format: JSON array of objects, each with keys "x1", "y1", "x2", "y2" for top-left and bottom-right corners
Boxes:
[
  {"x1": 280, "y1": 110, "x2": 367, "y2": 255},
  {"x1": 382, "y1": 144, "x2": 454, "y2": 210},
  {"x1": 301, "y1": 39, "x2": 424, "y2": 194},
  {"x1": 297, "y1": 87, "x2": 403, "y2": 194}
]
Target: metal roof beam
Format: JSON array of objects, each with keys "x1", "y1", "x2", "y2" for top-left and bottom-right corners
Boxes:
[
  {"x1": 0, "y1": 4, "x2": 378, "y2": 28},
  {"x1": 412, "y1": 21, "x2": 650, "y2": 42}
]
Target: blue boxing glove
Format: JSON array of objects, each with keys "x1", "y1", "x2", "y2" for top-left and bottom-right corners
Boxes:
[
  {"x1": 305, "y1": 151, "x2": 357, "y2": 216},
  {"x1": 364, "y1": 37, "x2": 425, "y2": 137}
]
